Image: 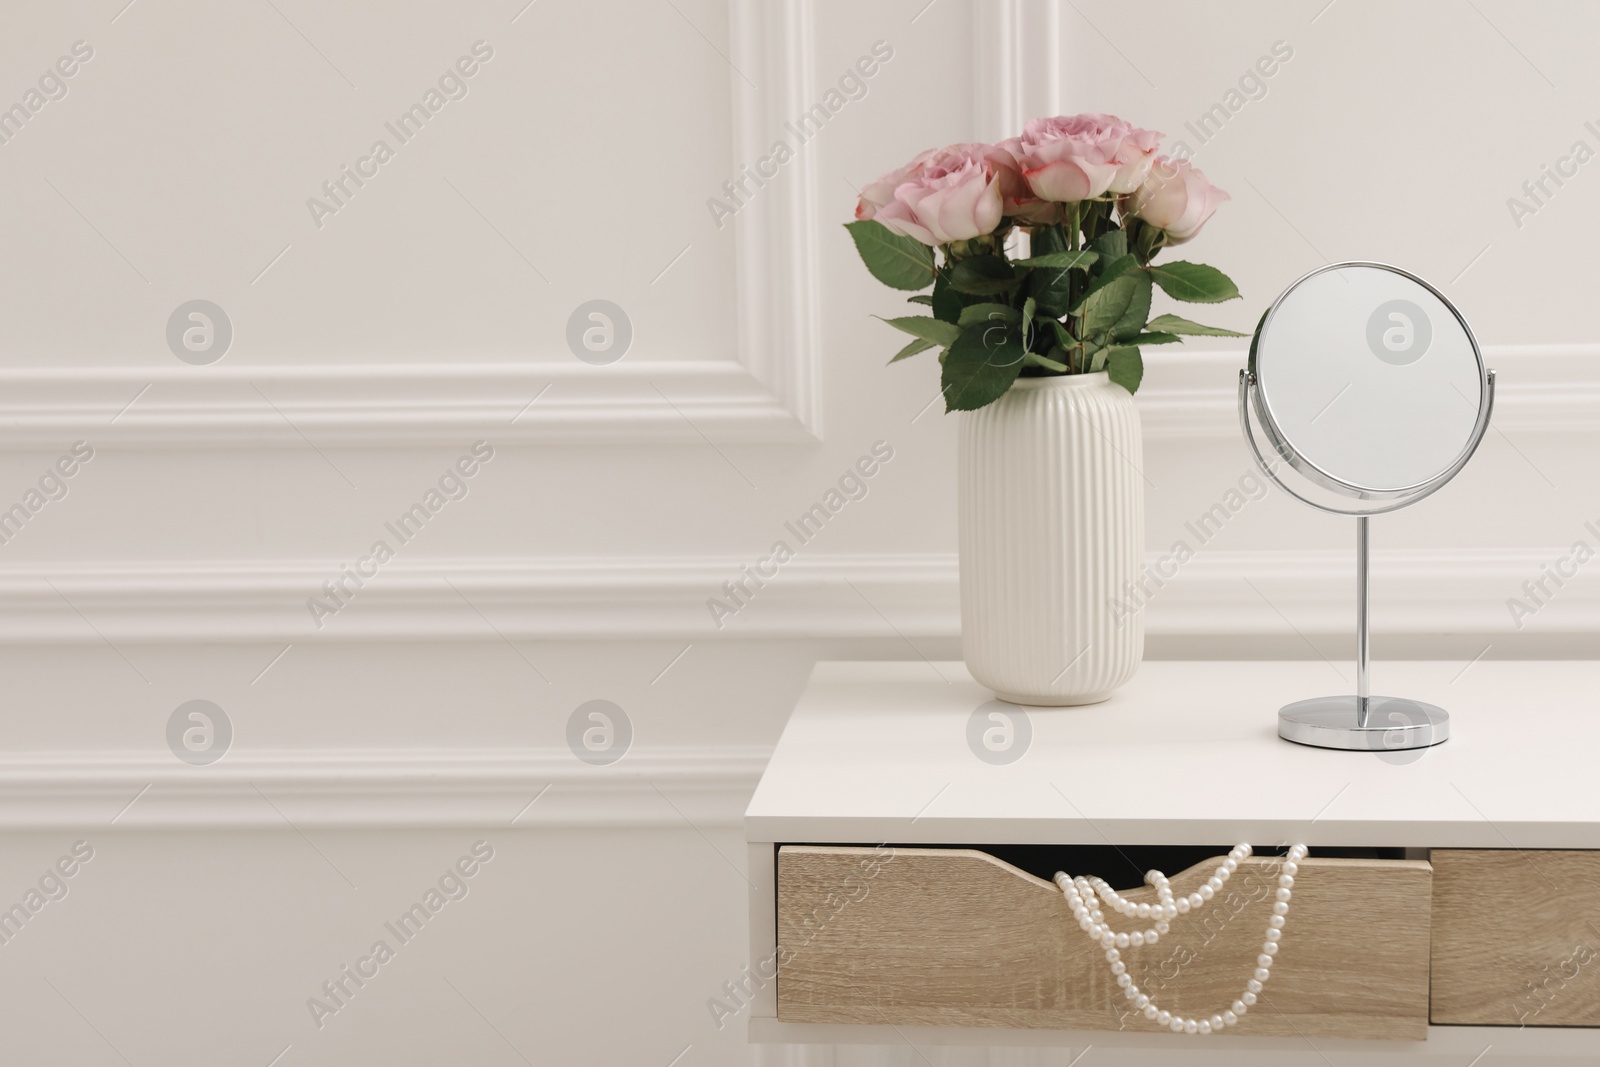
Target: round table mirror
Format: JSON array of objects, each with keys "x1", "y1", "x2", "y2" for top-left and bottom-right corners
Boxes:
[{"x1": 1240, "y1": 262, "x2": 1495, "y2": 750}]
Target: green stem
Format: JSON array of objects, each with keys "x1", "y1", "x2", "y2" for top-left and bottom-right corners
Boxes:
[{"x1": 1065, "y1": 203, "x2": 1083, "y2": 313}]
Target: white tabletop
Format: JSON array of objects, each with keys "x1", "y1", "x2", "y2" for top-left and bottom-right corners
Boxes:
[{"x1": 746, "y1": 660, "x2": 1600, "y2": 848}]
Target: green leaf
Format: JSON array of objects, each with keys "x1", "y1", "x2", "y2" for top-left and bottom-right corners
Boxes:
[
  {"x1": 889, "y1": 336, "x2": 936, "y2": 363},
  {"x1": 1069, "y1": 254, "x2": 1141, "y2": 314},
  {"x1": 1047, "y1": 319, "x2": 1073, "y2": 348},
  {"x1": 906, "y1": 294, "x2": 934, "y2": 306},
  {"x1": 1023, "y1": 350, "x2": 1069, "y2": 373},
  {"x1": 948, "y1": 254, "x2": 1020, "y2": 295},
  {"x1": 844, "y1": 220, "x2": 936, "y2": 291},
  {"x1": 941, "y1": 322, "x2": 1026, "y2": 411},
  {"x1": 1126, "y1": 331, "x2": 1181, "y2": 346},
  {"x1": 875, "y1": 315, "x2": 961, "y2": 346},
  {"x1": 1145, "y1": 313, "x2": 1248, "y2": 337},
  {"x1": 1080, "y1": 336, "x2": 1104, "y2": 372},
  {"x1": 1105, "y1": 346, "x2": 1144, "y2": 393},
  {"x1": 956, "y1": 303, "x2": 1021, "y2": 328},
  {"x1": 1028, "y1": 266, "x2": 1075, "y2": 318},
  {"x1": 1080, "y1": 199, "x2": 1113, "y2": 243},
  {"x1": 1022, "y1": 246, "x2": 1096, "y2": 318},
  {"x1": 931, "y1": 272, "x2": 963, "y2": 323},
  {"x1": 1021, "y1": 296, "x2": 1036, "y2": 349},
  {"x1": 1110, "y1": 271, "x2": 1153, "y2": 343},
  {"x1": 1079, "y1": 272, "x2": 1142, "y2": 341},
  {"x1": 1147, "y1": 261, "x2": 1240, "y2": 303},
  {"x1": 1091, "y1": 229, "x2": 1127, "y2": 264},
  {"x1": 1029, "y1": 224, "x2": 1069, "y2": 258},
  {"x1": 1012, "y1": 249, "x2": 1098, "y2": 270}
]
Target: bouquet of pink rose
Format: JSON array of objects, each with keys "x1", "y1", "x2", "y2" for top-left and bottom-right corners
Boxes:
[{"x1": 848, "y1": 114, "x2": 1244, "y2": 411}]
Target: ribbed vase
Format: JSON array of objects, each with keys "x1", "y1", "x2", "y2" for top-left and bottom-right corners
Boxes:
[{"x1": 958, "y1": 371, "x2": 1144, "y2": 705}]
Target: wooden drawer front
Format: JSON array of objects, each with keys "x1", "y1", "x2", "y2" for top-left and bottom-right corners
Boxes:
[
  {"x1": 778, "y1": 845, "x2": 1432, "y2": 1039},
  {"x1": 1432, "y1": 849, "x2": 1600, "y2": 1026}
]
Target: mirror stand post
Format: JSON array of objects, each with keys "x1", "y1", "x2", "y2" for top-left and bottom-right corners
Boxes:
[
  {"x1": 1276, "y1": 514, "x2": 1450, "y2": 752},
  {"x1": 1356, "y1": 516, "x2": 1369, "y2": 727}
]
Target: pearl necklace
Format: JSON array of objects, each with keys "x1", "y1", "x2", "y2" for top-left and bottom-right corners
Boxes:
[{"x1": 1054, "y1": 843, "x2": 1307, "y2": 1035}]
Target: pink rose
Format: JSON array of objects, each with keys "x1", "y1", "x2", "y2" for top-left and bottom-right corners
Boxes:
[
  {"x1": 855, "y1": 148, "x2": 937, "y2": 220},
  {"x1": 1121, "y1": 158, "x2": 1230, "y2": 244},
  {"x1": 984, "y1": 142, "x2": 1058, "y2": 224},
  {"x1": 1005, "y1": 113, "x2": 1163, "y2": 203},
  {"x1": 855, "y1": 143, "x2": 1008, "y2": 245},
  {"x1": 970, "y1": 142, "x2": 1048, "y2": 224}
]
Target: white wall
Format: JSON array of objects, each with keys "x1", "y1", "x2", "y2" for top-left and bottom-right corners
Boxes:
[{"x1": 0, "y1": 1, "x2": 1594, "y2": 1064}]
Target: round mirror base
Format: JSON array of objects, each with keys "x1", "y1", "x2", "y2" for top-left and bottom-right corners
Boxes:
[{"x1": 1277, "y1": 695, "x2": 1449, "y2": 751}]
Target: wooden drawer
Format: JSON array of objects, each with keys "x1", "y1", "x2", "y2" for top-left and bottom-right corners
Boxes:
[
  {"x1": 777, "y1": 845, "x2": 1433, "y2": 1039},
  {"x1": 1432, "y1": 849, "x2": 1600, "y2": 1026}
]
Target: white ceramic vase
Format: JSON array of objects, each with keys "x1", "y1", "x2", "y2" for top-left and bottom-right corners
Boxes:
[{"x1": 958, "y1": 371, "x2": 1144, "y2": 705}]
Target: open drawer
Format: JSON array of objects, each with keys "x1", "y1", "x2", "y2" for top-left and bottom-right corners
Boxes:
[
  {"x1": 776, "y1": 845, "x2": 1432, "y2": 1039},
  {"x1": 748, "y1": 662, "x2": 1600, "y2": 1054}
]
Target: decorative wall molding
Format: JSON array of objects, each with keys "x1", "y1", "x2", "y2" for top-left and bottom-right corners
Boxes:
[
  {"x1": 0, "y1": 547, "x2": 1587, "y2": 644},
  {"x1": 0, "y1": 0, "x2": 821, "y2": 449},
  {"x1": 0, "y1": 746, "x2": 767, "y2": 829},
  {"x1": 0, "y1": 555, "x2": 957, "y2": 642},
  {"x1": 0, "y1": 360, "x2": 814, "y2": 448},
  {"x1": 972, "y1": 0, "x2": 1060, "y2": 141},
  {"x1": 0, "y1": 343, "x2": 1586, "y2": 448},
  {"x1": 728, "y1": 0, "x2": 821, "y2": 438}
]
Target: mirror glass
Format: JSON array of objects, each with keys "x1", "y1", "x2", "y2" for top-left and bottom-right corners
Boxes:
[{"x1": 1251, "y1": 264, "x2": 1484, "y2": 495}]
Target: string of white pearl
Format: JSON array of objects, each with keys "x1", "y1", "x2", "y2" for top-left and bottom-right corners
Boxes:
[{"x1": 1054, "y1": 843, "x2": 1307, "y2": 1035}]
